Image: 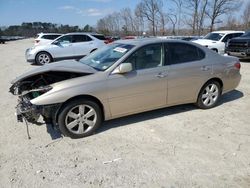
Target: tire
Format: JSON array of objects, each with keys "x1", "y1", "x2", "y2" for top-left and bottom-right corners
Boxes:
[
  {"x1": 35, "y1": 52, "x2": 52, "y2": 65},
  {"x1": 58, "y1": 99, "x2": 103, "y2": 138},
  {"x1": 196, "y1": 80, "x2": 221, "y2": 109}
]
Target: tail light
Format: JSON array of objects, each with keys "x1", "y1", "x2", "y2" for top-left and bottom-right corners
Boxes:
[
  {"x1": 35, "y1": 40, "x2": 40, "y2": 44},
  {"x1": 104, "y1": 40, "x2": 109, "y2": 44},
  {"x1": 234, "y1": 61, "x2": 241, "y2": 69}
]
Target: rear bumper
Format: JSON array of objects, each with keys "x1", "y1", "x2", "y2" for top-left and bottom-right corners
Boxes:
[
  {"x1": 222, "y1": 74, "x2": 241, "y2": 94},
  {"x1": 25, "y1": 48, "x2": 36, "y2": 63},
  {"x1": 226, "y1": 48, "x2": 250, "y2": 59}
]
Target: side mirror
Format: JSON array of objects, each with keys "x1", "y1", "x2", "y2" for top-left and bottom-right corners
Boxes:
[
  {"x1": 113, "y1": 63, "x2": 132, "y2": 74},
  {"x1": 52, "y1": 40, "x2": 60, "y2": 45}
]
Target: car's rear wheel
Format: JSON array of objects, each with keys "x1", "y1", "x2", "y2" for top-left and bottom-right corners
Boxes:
[
  {"x1": 58, "y1": 99, "x2": 102, "y2": 138},
  {"x1": 35, "y1": 52, "x2": 52, "y2": 65},
  {"x1": 196, "y1": 80, "x2": 221, "y2": 109}
]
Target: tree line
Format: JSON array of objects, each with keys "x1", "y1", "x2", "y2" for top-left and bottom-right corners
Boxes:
[
  {"x1": 0, "y1": 22, "x2": 94, "y2": 37},
  {"x1": 96, "y1": 0, "x2": 250, "y2": 36},
  {"x1": 1, "y1": 0, "x2": 249, "y2": 37}
]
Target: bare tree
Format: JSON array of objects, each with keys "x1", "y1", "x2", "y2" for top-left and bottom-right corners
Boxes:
[
  {"x1": 170, "y1": 0, "x2": 184, "y2": 35},
  {"x1": 242, "y1": 1, "x2": 250, "y2": 30},
  {"x1": 206, "y1": 0, "x2": 241, "y2": 32},
  {"x1": 159, "y1": 10, "x2": 168, "y2": 35},
  {"x1": 138, "y1": 0, "x2": 163, "y2": 36},
  {"x1": 167, "y1": 13, "x2": 177, "y2": 35},
  {"x1": 185, "y1": 0, "x2": 208, "y2": 35},
  {"x1": 135, "y1": 5, "x2": 145, "y2": 35},
  {"x1": 120, "y1": 8, "x2": 136, "y2": 34}
]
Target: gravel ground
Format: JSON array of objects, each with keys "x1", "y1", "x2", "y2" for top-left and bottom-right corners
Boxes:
[{"x1": 0, "y1": 39, "x2": 250, "y2": 188}]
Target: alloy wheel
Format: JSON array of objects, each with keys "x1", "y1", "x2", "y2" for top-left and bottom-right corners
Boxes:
[
  {"x1": 65, "y1": 105, "x2": 97, "y2": 134},
  {"x1": 201, "y1": 83, "x2": 219, "y2": 107}
]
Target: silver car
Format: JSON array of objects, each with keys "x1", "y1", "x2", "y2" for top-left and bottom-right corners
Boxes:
[{"x1": 10, "y1": 39, "x2": 241, "y2": 138}]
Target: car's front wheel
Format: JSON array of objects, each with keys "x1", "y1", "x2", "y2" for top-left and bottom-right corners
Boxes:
[
  {"x1": 35, "y1": 52, "x2": 52, "y2": 65},
  {"x1": 58, "y1": 99, "x2": 102, "y2": 138},
  {"x1": 196, "y1": 80, "x2": 221, "y2": 109}
]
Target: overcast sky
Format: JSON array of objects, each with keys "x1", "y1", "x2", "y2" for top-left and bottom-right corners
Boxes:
[{"x1": 0, "y1": 0, "x2": 248, "y2": 28}]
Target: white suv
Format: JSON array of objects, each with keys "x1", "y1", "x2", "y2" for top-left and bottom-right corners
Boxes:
[
  {"x1": 34, "y1": 33, "x2": 62, "y2": 46},
  {"x1": 193, "y1": 31, "x2": 244, "y2": 54},
  {"x1": 26, "y1": 33, "x2": 106, "y2": 65}
]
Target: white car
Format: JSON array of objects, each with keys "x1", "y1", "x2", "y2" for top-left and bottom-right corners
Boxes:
[
  {"x1": 34, "y1": 33, "x2": 62, "y2": 46},
  {"x1": 26, "y1": 33, "x2": 107, "y2": 65},
  {"x1": 193, "y1": 31, "x2": 244, "y2": 54}
]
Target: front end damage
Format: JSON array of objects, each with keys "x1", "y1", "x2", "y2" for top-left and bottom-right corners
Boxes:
[{"x1": 10, "y1": 71, "x2": 91, "y2": 126}]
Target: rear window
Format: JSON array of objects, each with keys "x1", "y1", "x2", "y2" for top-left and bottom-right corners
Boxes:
[{"x1": 91, "y1": 34, "x2": 106, "y2": 40}]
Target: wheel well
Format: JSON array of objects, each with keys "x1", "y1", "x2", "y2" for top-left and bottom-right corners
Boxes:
[
  {"x1": 198, "y1": 77, "x2": 223, "y2": 97},
  {"x1": 55, "y1": 95, "x2": 104, "y2": 123},
  {"x1": 35, "y1": 51, "x2": 53, "y2": 61}
]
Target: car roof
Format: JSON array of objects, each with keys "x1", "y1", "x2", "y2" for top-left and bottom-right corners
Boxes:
[
  {"x1": 65, "y1": 32, "x2": 104, "y2": 35},
  {"x1": 38, "y1": 33, "x2": 62, "y2": 35},
  {"x1": 211, "y1": 30, "x2": 245, "y2": 34},
  {"x1": 114, "y1": 38, "x2": 195, "y2": 47}
]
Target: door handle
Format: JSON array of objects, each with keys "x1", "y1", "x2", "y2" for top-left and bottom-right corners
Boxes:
[
  {"x1": 201, "y1": 66, "x2": 210, "y2": 71},
  {"x1": 155, "y1": 73, "x2": 167, "y2": 78}
]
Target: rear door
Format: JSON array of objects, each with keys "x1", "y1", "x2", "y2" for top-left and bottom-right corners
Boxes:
[
  {"x1": 72, "y1": 34, "x2": 94, "y2": 57},
  {"x1": 166, "y1": 42, "x2": 211, "y2": 105}
]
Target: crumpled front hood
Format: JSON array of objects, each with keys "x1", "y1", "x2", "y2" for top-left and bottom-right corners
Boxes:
[
  {"x1": 11, "y1": 59, "x2": 97, "y2": 84},
  {"x1": 193, "y1": 39, "x2": 218, "y2": 46}
]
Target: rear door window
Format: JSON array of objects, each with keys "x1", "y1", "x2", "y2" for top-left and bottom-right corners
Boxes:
[
  {"x1": 42, "y1": 35, "x2": 61, "y2": 40},
  {"x1": 92, "y1": 34, "x2": 106, "y2": 40},
  {"x1": 165, "y1": 43, "x2": 205, "y2": 65},
  {"x1": 72, "y1": 35, "x2": 92, "y2": 43}
]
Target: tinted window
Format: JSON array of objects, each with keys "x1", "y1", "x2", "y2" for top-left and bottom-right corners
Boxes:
[
  {"x1": 72, "y1": 35, "x2": 92, "y2": 43},
  {"x1": 124, "y1": 44, "x2": 163, "y2": 70},
  {"x1": 42, "y1": 35, "x2": 61, "y2": 40},
  {"x1": 233, "y1": 33, "x2": 244, "y2": 38},
  {"x1": 241, "y1": 31, "x2": 250, "y2": 37},
  {"x1": 166, "y1": 43, "x2": 205, "y2": 65},
  {"x1": 92, "y1": 34, "x2": 106, "y2": 40}
]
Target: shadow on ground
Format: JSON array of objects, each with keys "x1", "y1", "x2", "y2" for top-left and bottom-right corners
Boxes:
[
  {"x1": 44, "y1": 89, "x2": 243, "y2": 140},
  {"x1": 98, "y1": 89, "x2": 244, "y2": 134}
]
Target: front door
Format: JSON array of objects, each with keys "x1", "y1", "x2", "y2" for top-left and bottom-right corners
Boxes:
[
  {"x1": 51, "y1": 35, "x2": 74, "y2": 59},
  {"x1": 107, "y1": 43, "x2": 168, "y2": 118}
]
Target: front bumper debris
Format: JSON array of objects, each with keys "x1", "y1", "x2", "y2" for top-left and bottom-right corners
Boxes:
[{"x1": 16, "y1": 96, "x2": 61, "y2": 125}]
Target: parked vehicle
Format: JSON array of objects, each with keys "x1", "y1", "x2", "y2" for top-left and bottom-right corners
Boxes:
[
  {"x1": 34, "y1": 33, "x2": 62, "y2": 46},
  {"x1": 193, "y1": 31, "x2": 244, "y2": 54},
  {"x1": 26, "y1": 33, "x2": 106, "y2": 65},
  {"x1": 0, "y1": 36, "x2": 7, "y2": 44},
  {"x1": 225, "y1": 31, "x2": 250, "y2": 59},
  {"x1": 10, "y1": 39, "x2": 241, "y2": 138}
]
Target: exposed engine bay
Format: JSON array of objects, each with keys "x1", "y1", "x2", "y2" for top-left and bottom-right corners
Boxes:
[{"x1": 10, "y1": 71, "x2": 91, "y2": 125}]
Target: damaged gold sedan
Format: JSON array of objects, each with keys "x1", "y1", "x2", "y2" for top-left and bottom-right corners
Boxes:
[{"x1": 10, "y1": 39, "x2": 241, "y2": 138}]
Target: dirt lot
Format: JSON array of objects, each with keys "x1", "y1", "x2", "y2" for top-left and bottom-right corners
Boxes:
[{"x1": 0, "y1": 39, "x2": 249, "y2": 188}]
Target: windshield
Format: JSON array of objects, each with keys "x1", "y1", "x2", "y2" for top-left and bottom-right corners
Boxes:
[
  {"x1": 241, "y1": 31, "x2": 250, "y2": 37},
  {"x1": 79, "y1": 43, "x2": 134, "y2": 71},
  {"x1": 204, "y1": 33, "x2": 225, "y2": 41}
]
